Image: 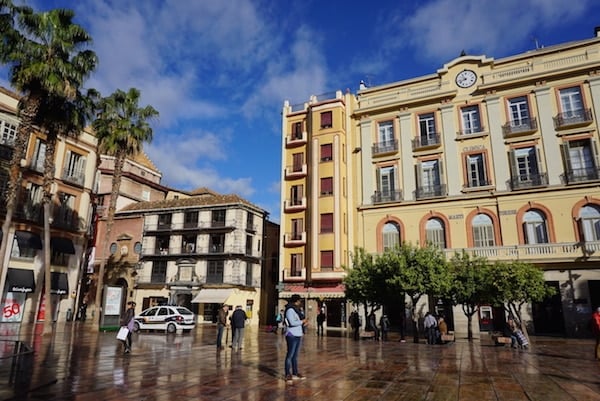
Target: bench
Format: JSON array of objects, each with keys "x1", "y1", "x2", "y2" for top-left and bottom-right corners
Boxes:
[
  {"x1": 491, "y1": 334, "x2": 512, "y2": 346},
  {"x1": 359, "y1": 331, "x2": 375, "y2": 339}
]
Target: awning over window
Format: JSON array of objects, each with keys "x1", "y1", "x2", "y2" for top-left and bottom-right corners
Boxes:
[
  {"x1": 191, "y1": 288, "x2": 233, "y2": 304},
  {"x1": 51, "y1": 237, "x2": 75, "y2": 254},
  {"x1": 14, "y1": 231, "x2": 42, "y2": 250},
  {"x1": 6, "y1": 268, "x2": 35, "y2": 293},
  {"x1": 50, "y1": 272, "x2": 69, "y2": 295}
]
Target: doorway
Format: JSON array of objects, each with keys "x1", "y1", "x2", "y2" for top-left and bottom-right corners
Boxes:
[{"x1": 532, "y1": 281, "x2": 564, "y2": 335}]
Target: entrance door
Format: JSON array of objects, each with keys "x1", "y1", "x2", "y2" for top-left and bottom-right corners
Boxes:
[
  {"x1": 589, "y1": 280, "x2": 600, "y2": 310},
  {"x1": 532, "y1": 281, "x2": 564, "y2": 335},
  {"x1": 325, "y1": 299, "x2": 344, "y2": 327}
]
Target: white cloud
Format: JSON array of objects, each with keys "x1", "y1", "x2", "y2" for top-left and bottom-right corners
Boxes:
[{"x1": 389, "y1": 0, "x2": 592, "y2": 61}]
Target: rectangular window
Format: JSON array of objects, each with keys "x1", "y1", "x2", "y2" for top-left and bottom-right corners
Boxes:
[
  {"x1": 212, "y1": 209, "x2": 226, "y2": 226},
  {"x1": 54, "y1": 192, "x2": 76, "y2": 228},
  {"x1": 508, "y1": 96, "x2": 530, "y2": 126},
  {"x1": 320, "y1": 143, "x2": 332, "y2": 161},
  {"x1": 291, "y1": 253, "x2": 303, "y2": 276},
  {"x1": 0, "y1": 119, "x2": 17, "y2": 145},
  {"x1": 156, "y1": 236, "x2": 170, "y2": 254},
  {"x1": 291, "y1": 218, "x2": 303, "y2": 240},
  {"x1": 245, "y1": 262, "x2": 253, "y2": 286},
  {"x1": 158, "y1": 213, "x2": 172, "y2": 229},
  {"x1": 292, "y1": 122, "x2": 303, "y2": 139},
  {"x1": 63, "y1": 150, "x2": 86, "y2": 185},
  {"x1": 245, "y1": 235, "x2": 252, "y2": 255},
  {"x1": 378, "y1": 121, "x2": 394, "y2": 143},
  {"x1": 151, "y1": 261, "x2": 167, "y2": 283},
  {"x1": 292, "y1": 153, "x2": 304, "y2": 171},
  {"x1": 511, "y1": 147, "x2": 539, "y2": 182},
  {"x1": 421, "y1": 160, "x2": 441, "y2": 190},
  {"x1": 182, "y1": 235, "x2": 196, "y2": 253},
  {"x1": 31, "y1": 138, "x2": 46, "y2": 172},
  {"x1": 320, "y1": 250, "x2": 334, "y2": 269},
  {"x1": 290, "y1": 184, "x2": 303, "y2": 205},
  {"x1": 320, "y1": 111, "x2": 332, "y2": 128},
  {"x1": 377, "y1": 166, "x2": 396, "y2": 196},
  {"x1": 418, "y1": 113, "x2": 436, "y2": 142},
  {"x1": 466, "y1": 153, "x2": 488, "y2": 187},
  {"x1": 246, "y1": 212, "x2": 254, "y2": 231},
  {"x1": 460, "y1": 105, "x2": 481, "y2": 134},
  {"x1": 184, "y1": 211, "x2": 199, "y2": 228},
  {"x1": 320, "y1": 213, "x2": 333, "y2": 233},
  {"x1": 559, "y1": 87, "x2": 583, "y2": 116},
  {"x1": 320, "y1": 177, "x2": 333, "y2": 195},
  {"x1": 142, "y1": 190, "x2": 151, "y2": 201},
  {"x1": 563, "y1": 139, "x2": 598, "y2": 181},
  {"x1": 473, "y1": 225, "x2": 495, "y2": 247},
  {"x1": 207, "y1": 260, "x2": 224, "y2": 284},
  {"x1": 24, "y1": 183, "x2": 43, "y2": 222},
  {"x1": 210, "y1": 234, "x2": 225, "y2": 253}
]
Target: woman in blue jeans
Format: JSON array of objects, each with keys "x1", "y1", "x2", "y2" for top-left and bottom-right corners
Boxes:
[{"x1": 284, "y1": 294, "x2": 306, "y2": 383}]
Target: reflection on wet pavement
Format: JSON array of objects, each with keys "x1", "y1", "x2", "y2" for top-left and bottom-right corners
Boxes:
[{"x1": 0, "y1": 323, "x2": 599, "y2": 400}]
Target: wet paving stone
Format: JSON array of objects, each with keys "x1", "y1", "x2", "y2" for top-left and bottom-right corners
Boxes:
[{"x1": 0, "y1": 323, "x2": 599, "y2": 400}]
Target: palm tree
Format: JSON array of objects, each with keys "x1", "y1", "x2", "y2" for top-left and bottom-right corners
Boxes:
[
  {"x1": 92, "y1": 88, "x2": 158, "y2": 330},
  {"x1": 0, "y1": 5, "x2": 97, "y2": 334}
]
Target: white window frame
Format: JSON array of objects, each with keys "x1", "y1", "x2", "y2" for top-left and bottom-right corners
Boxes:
[
  {"x1": 461, "y1": 105, "x2": 481, "y2": 134},
  {"x1": 378, "y1": 121, "x2": 394, "y2": 144},
  {"x1": 467, "y1": 153, "x2": 487, "y2": 187},
  {"x1": 508, "y1": 96, "x2": 530, "y2": 126},
  {"x1": 472, "y1": 214, "x2": 495, "y2": 247},
  {"x1": 523, "y1": 210, "x2": 549, "y2": 244},
  {"x1": 559, "y1": 87, "x2": 583, "y2": 116},
  {"x1": 425, "y1": 218, "x2": 446, "y2": 249}
]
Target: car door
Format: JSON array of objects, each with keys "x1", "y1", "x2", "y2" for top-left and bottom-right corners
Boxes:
[
  {"x1": 156, "y1": 306, "x2": 171, "y2": 330},
  {"x1": 138, "y1": 307, "x2": 158, "y2": 330}
]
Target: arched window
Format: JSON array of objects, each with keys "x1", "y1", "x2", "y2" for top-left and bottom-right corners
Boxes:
[
  {"x1": 472, "y1": 214, "x2": 495, "y2": 247},
  {"x1": 523, "y1": 210, "x2": 549, "y2": 244},
  {"x1": 580, "y1": 204, "x2": 600, "y2": 241},
  {"x1": 382, "y1": 222, "x2": 400, "y2": 251},
  {"x1": 426, "y1": 218, "x2": 446, "y2": 249}
]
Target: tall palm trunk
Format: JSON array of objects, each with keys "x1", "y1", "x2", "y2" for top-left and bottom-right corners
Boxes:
[
  {"x1": 0, "y1": 95, "x2": 40, "y2": 305},
  {"x1": 93, "y1": 151, "x2": 125, "y2": 330},
  {"x1": 41, "y1": 135, "x2": 56, "y2": 336}
]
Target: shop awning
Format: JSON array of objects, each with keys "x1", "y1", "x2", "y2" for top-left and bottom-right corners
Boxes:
[
  {"x1": 14, "y1": 231, "x2": 42, "y2": 250},
  {"x1": 51, "y1": 237, "x2": 76, "y2": 254},
  {"x1": 279, "y1": 284, "x2": 346, "y2": 299},
  {"x1": 6, "y1": 268, "x2": 35, "y2": 293},
  {"x1": 192, "y1": 288, "x2": 233, "y2": 304},
  {"x1": 50, "y1": 272, "x2": 69, "y2": 295}
]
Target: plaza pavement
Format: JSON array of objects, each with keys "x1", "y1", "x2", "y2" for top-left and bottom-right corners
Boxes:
[{"x1": 0, "y1": 322, "x2": 599, "y2": 401}]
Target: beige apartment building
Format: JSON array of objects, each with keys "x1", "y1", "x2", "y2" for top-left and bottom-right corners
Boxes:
[
  {"x1": 0, "y1": 87, "x2": 97, "y2": 327},
  {"x1": 280, "y1": 31, "x2": 600, "y2": 337}
]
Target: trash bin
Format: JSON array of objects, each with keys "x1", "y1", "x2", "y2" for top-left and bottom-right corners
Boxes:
[{"x1": 66, "y1": 308, "x2": 73, "y2": 322}]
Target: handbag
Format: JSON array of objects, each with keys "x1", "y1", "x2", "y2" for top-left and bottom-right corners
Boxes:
[{"x1": 116, "y1": 326, "x2": 129, "y2": 341}]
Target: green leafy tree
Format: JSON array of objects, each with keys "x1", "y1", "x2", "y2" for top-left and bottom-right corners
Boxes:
[
  {"x1": 92, "y1": 88, "x2": 158, "y2": 330},
  {"x1": 383, "y1": 243, "x2": 452, "y2": 343},
  {"x1": 488, "y1": 260, "x2": 555, "y2": 340},
  {"x1": 448, "y1": 251, "x2": 492, "y2": 341},
  {"x1": 0, "y1": 5, "x2": 97, "y2": 335}
]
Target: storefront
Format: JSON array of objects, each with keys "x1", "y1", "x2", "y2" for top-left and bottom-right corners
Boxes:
[{"x1": 1, "y1": 268, "x2": 35, "y2": 323}]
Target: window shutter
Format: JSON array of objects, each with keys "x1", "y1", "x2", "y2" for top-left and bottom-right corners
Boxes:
[
  {"x1": 321, "y1": 144, "x2": 332, "y2": 160},
  {"x1": 321, "y1": 111, "x2": 332, "y2": 128},
  {"x1": 535, "y1": 147, "x2": 542, "y2": 175},
  {"x1": 416, "y1": 163, "x2": 423, "y2": 188},
  {"x1": 376, "y1": 168, "x2": 381, "y2": 192},
  {"x1": 79, "y1": 156, "x2": 87, "y2": 176},
  {"x1": 508, "y1": 150, "x2": 517, "y2": 179},
  {"x1": 592, "y1": 139, "x2": 600, "y2": 168}
]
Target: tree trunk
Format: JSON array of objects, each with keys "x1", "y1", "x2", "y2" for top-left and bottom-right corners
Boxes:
[
  {"x1": 41, "y1": 135, "x2": 57, "y2": 336},
  {"x1": 92, "y1": 152, "x2": 125, "y2": 331},
  {"x1": 410, "y1": 296, "x2": 421, "y2": 343}
]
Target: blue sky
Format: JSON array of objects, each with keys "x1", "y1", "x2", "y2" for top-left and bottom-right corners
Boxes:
[{"x1": 6, "y1": 0, "x2": 600, "y2": 222}]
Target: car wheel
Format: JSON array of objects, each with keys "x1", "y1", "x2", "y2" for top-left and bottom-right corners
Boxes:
[
  {"x1": 133, "y1": 321, "x2": 141, "y2": 333},
  {"x1": 167, "y1": 323, "x2": 176, "y2": 333}
]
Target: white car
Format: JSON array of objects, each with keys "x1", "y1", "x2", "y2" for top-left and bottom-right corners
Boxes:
[{"x1": 133, "y1": 305, "x2": 195, "y2": 333}]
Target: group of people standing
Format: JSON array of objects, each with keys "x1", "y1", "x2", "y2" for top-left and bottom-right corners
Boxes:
[{"x1": 216, "y1": 304, "x2": 249, "y2": 351}]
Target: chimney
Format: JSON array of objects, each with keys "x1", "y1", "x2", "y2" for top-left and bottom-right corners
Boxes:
[{"x1": 595, "y1": 26, "x2": 600, "y2": 37}]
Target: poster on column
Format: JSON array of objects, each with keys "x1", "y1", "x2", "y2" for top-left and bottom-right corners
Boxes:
[
  {"x1": 104, "y1": 286, "x2": 123, "y2": 316},
  {"x1": 1, "y1": 292, "x2": 25, "y2": 322}
]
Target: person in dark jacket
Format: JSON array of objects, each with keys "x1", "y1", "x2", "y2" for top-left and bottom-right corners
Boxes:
[
  {"x1": 216, "y1": 304, "x2": 229, "y2": 351},
  {"x1": 119, "y1": 301, "x2": 136, "y2": 354},
  {"x1": 349, "y1": 310, "x2": 360, "y2": 340},
  {"x1": 380, "y1": 314, "x2": 390, "y2": 341},
  {"x1": 368, "y1": 311, "x2": 380, "y2": 340},
  {"x1": 230, "y1": 305, "x2": 248, "y2": 350},
  {"x1": 316, "y1": 308, "x2": 326, "y2": 336}
]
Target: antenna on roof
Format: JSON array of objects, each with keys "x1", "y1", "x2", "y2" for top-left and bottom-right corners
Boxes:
[
  {"x1": 460, "y1": 49, "x2": 466, "y2": 57},
  {"x1": 532, "y1": 36, "x2": 541, "y2": 50}
]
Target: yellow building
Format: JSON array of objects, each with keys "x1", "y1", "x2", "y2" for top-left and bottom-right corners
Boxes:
[{"x1": 280, "y1": 32, "x2": 600, "y2": 337}]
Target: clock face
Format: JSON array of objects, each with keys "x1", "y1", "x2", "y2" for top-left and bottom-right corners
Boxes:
[{"x1": 455, "y1": 70, "x2": 477, "y2": 88}]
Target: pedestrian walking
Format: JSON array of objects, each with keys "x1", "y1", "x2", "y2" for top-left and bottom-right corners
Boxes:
[
  {"x1": 380, "y1": 314, "x2": 390, "y2": 341},
  {"x1": 119, "y1": 301, "x2": 136, "y2": 354},
  {"x1": 316, "y1": 308, "x2": 326, "y2": 336},
  {"x1": 368, "y1": 311, "x2": 380, "y2": 340},
  {"x1": 216, "y1": 304, "x2": 229, "y2": 351},
  {"x1": 284, "y1": 294, "x2": 307, "y2": 384},
  {"x1": 230, "y1": 305, "x2": 248, "y2": 350},
  {"x1": 592, "y1": 306, "x2": 600, "y2": 360},
  {"x1": 349, "y1": 310, "x2": 360, "y2": 340}
]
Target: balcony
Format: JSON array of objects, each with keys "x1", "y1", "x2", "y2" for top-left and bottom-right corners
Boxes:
[
  {"x1": 412, "y1": 134, "x2": 441, "y2": 150},
  {"x1": 284, "y1": 231, "x2": 306, "y2": 246},
  {"x1": 61, "y1": 168, "x2": 85, "y2": 186},
  {"x1": 372, "y1": 139, "x2": 398, "y2": 156},
  {"x1": 143, "y1": 220, "x2": 236, "y2": 232},
  {"x1": 441, "y1": 241, "x2": 600, "y2": 263},
  {"x1": 284, "y1": 164, "x2": 307, "y2": 179},
  {"x1": 463, "y1": 179, "x2": 493, "y2": 191},
  {"x1": 135, "y1": 272, "x2": 167, "y2": 285},
  {"x1": 553, "y1": 109, "x2": 593, "y2": 129},
  {"x1": 28, "y1": 159, "x2": 44, "y2": 174},
  {"x1": 281, "y1": 267, "x2": 306, "y2": 281},
  {"x1": 456, "y1": 126, "x2": 487, "y2": 139},
  {"x1": 371, "y1": 190, "x2": 402, "y2": 204},
  {"x1": 502, "y1": 117, "x2": 538, "y2": 138},
  {"x1": 415, "y1": 184, "x2": 446, "y2": 200},
  {"x1": 284, "y1": 197, "x2": 307, "y2": 212},
  {"x1": 285, "y1": 131, "x2": 307, "y2": 147},
  {"x1": 510, "y1": 173, "x2": 548, "y2": 190},
  {"x1": 565, "y1": 167, "x2": 600, "y2": 184}
]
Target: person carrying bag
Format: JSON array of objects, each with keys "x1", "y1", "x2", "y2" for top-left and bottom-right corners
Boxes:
[{"x1": 118, "y1": 301, "x2": 136, "y2": 354}]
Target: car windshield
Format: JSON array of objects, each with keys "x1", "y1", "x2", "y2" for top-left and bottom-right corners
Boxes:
[
  {"x1": 140, "y1": 308, "x2": 158, "y2": 317},
  {"x1": 176, "y1": 308, "x2": 193, "y2": 315}
]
